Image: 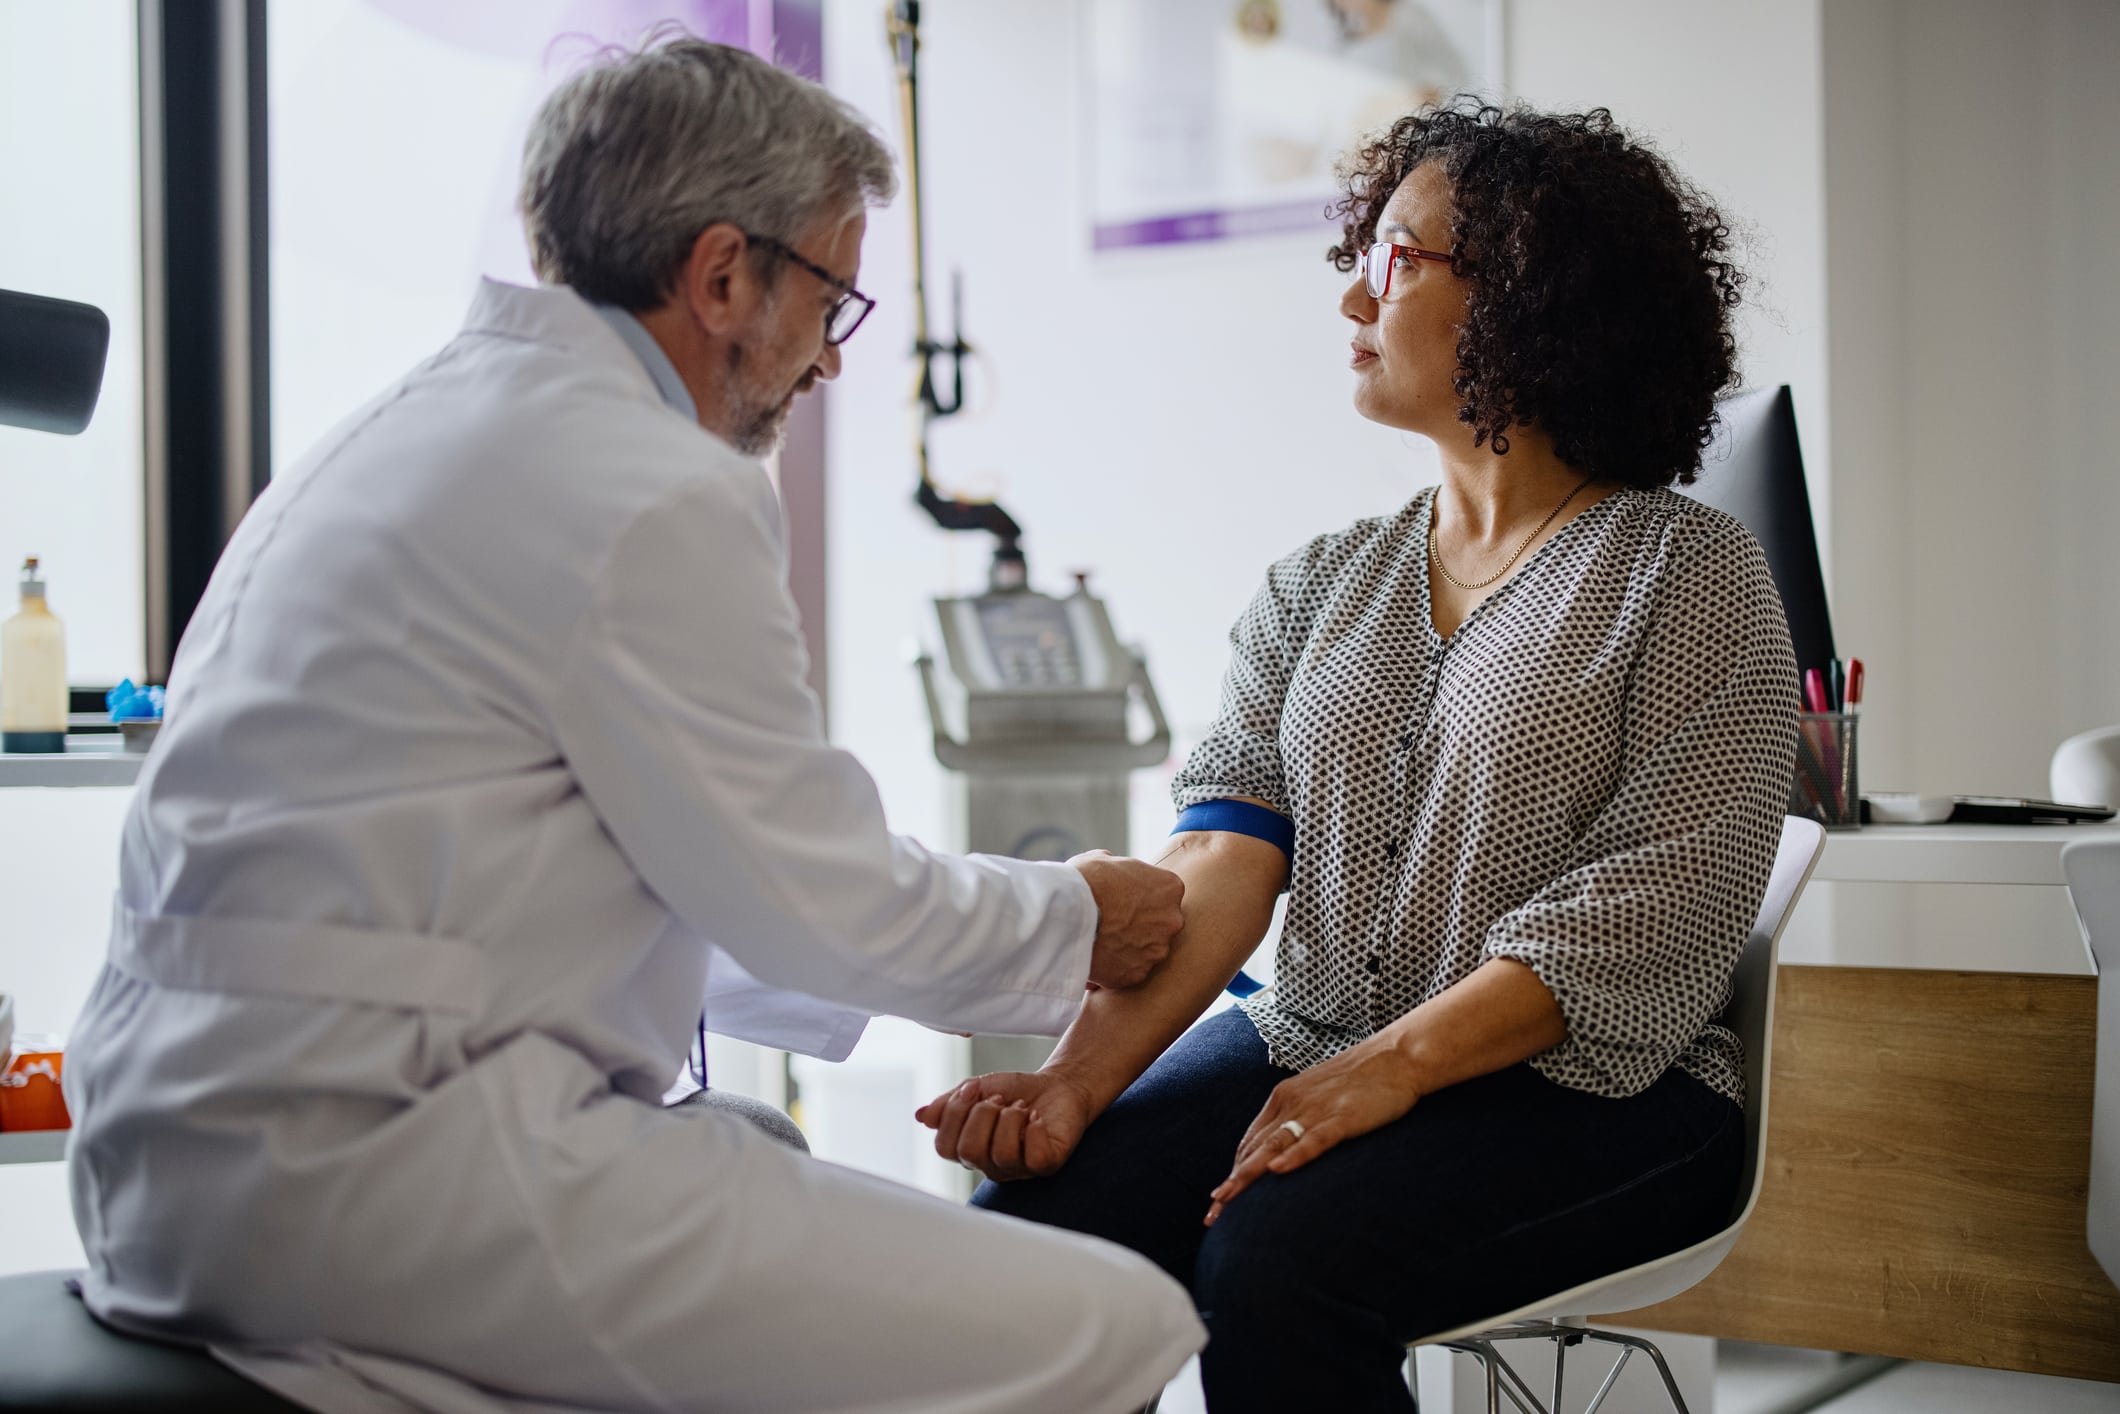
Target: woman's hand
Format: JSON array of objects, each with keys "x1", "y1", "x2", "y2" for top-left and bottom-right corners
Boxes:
[
  {"x1": 915, "y1": 1070, "x2": 1097, "y2": 1182},
  {"x1": 1204, "y1": 1037, "x2": 1424, "y2": 1225}
]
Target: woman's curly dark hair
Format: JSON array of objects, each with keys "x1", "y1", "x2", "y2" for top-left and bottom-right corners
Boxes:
[{"x1": 1329, "y1": 98, "x2": 1745, "y2": 487}]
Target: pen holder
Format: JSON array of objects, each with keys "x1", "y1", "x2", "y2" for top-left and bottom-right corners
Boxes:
[{"x1": 1791, "y1": 711, "x2": 1860, "y2": 830}]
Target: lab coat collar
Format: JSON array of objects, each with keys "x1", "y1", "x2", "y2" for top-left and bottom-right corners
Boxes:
[
  {"x1": 590, "y1": 305, "x2": 698, "y2": 423},
  {"x1": 461, "y1": 278, "x2": 680, "y2": 418}
]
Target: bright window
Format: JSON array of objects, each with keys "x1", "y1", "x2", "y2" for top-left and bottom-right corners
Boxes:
[
  {"x1": 267, "y1": 0, "x2": 775, "y2": 472},
  {"x1": 0, "y1": 1, "x2": 145, "y2": 684}
]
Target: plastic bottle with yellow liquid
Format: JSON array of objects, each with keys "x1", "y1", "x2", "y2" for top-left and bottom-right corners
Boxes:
[{"x1": 1, "y1": 558, "x2": 68, "y2": 753}]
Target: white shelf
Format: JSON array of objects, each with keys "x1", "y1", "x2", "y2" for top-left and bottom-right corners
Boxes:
[
  {"x1": 0, "y1": 1130, "x2": 67, "y2": 1165},
  {"x1": 0, "y1": 737, "x2": 144, "y2": 789},
  {"x1": 1813, "y1": 822, "x2": 2120, "y2": 887}
]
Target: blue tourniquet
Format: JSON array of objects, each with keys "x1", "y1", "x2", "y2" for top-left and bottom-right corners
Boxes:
[{"x1": 1171, "y1": 800, "x2": 1294, "y2": 855}]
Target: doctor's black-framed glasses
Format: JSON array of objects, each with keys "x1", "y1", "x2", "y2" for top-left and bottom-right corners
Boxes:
[{"x1": 746, "y1": 232, "x2": 875, "y2": 345}]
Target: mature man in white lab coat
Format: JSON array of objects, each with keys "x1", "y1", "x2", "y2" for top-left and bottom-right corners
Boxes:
[{"x1": 62, "y1": 37, "x2": 1206, "y2": 1414}]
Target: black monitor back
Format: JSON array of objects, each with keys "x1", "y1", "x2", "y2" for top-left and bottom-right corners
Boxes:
[{"x1": 1681, "y1": 385, "x2": 1835, "y2": 680}]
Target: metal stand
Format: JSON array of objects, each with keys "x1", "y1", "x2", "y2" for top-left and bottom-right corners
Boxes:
[
  {"x1": 1425, "y1": 1321, "x2": 1903, "y2": 1414},
  {"x1": 1436, "y1": 1320, "x2": 1690, "y2": 1414}
]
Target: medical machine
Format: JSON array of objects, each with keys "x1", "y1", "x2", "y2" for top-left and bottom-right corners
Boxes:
[
  {"x1": 917, "y1": 578, "x2": 1172, "y2": 862},
  {"x1": 914, "y1": 581, "x2": 1170, "y2": 1073},
  {"x1": 889, "y1": 3, "x2": 1172, "y2": 1073}
]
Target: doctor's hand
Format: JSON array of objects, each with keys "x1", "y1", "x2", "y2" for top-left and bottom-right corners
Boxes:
[
  {"x1": 1070, "y1": 850, "x2": 1185, "y2": 990},
  {"x1": 915, "y1": 1070, "x2": 1095, "y2": 1182}
]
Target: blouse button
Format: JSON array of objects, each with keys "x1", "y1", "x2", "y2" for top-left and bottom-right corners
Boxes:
[
  {"x1": 1364, "y1": 955, "x2": 1382, "y2": 976},
  {"x1": 1396, "y1": 731, "x2": 1414, "y2": 751}
]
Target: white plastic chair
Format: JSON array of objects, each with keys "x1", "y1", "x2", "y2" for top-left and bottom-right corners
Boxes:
[
  {"x1": 1405, "y1": 816, "x2": 1828, "y2": 1414},
  {"x1": 2061, "y1": 836, "x2": 2120, "y2": 1286}
]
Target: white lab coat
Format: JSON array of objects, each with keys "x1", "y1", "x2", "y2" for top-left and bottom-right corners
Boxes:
[
  {"x1": 700, "y1": 943, "x2": 869, "y2": 1064},
  {"x1": 63, "y1": 280, "x2": 1203, "y2": 1414}
]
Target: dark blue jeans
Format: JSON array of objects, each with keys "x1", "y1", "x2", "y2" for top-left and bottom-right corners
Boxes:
[{"x1": 973, "y1": 1009, "x2": 1741, "y2": 1414}]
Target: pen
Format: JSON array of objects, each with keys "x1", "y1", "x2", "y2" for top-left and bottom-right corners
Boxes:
[
  {"x1": 1829, "y1": 658, "x2": 1846, "y2": 713},
  {"x1": 1846, "y1": 658, "x2": 1864, "y2": 715},
  {"x1": 1803, "y1": 668, "x2": 1830, "y2": 716}
]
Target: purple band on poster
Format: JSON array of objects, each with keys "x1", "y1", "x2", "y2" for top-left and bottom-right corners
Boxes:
[{"x1": 1093, "y1": 199, "x2": 1337, "y2": 252}]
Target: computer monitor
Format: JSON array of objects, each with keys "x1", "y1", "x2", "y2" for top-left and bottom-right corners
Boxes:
[{"x1": 1680, "y1": 385, "x2": 1835, "y2": 679}]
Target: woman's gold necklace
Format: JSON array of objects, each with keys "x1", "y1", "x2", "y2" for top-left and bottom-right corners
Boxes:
[{"x1": 1429, "y1": 475, "x2": 1597, "y2": 591}]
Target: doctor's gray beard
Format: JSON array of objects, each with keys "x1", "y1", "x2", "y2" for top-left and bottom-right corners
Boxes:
[{"x1": 725, "y1": 340, "x2": 799, "y2": 458}]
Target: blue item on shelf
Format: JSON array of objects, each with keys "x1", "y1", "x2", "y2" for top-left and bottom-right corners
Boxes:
[{"x1": 105, "y1": 679, "x2": 165, "y2": 722}]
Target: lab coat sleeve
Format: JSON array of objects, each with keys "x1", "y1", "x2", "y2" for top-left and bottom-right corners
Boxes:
[
  {"x1": 549, "y1": 472, "x2": 1096, "y2": 1038},
  {"x1": 703, "y1": 945, "x2": 869, "y2": 1061}
]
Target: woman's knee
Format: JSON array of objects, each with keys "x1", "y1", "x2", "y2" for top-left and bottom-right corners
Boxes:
[
  {"x1": 1192, "y1": 1172, "x2": 1347, "y2": 1306},
  {"x1": 970, "y1": 1174, "x2": 1040, "y2": 1218}
]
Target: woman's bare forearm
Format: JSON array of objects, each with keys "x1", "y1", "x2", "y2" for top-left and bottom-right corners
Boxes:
[
  {"x1": 1039, "y1": 830, "x2": 1287, "y2": 1114},
  {"x1": 1381, "y1": 957, "x2": 1567, "y2": 1097}
]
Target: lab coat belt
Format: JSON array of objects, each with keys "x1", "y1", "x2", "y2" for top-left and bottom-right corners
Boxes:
[{"x1": 107, "y1": 898, "x2": 491, "y2": 1016}]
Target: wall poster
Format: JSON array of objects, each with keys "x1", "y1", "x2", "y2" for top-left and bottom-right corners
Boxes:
[{"x1": 1087, "y1": 0, "x2": 1504, "y2": 251}]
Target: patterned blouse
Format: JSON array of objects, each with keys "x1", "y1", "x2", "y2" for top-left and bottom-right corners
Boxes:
[{"x1": 1173, "y1": 486, "x2": 1798, "y2": 1105}]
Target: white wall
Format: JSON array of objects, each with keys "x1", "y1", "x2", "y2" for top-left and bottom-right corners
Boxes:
[
  {"x1": 1821, "y1": 0, "x2": 2119, "y2": 975},
  {"x1": 1828, "y1": 0, "x2": 2120, "y2": 796}
]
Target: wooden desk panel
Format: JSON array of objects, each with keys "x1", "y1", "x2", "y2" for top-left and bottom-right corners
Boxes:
[{"x1": 1604, "y1": 965, "x2": 2120, "y2": 1382}]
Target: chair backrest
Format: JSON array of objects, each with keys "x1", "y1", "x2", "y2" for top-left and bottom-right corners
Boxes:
[
  {"x1": 2061, "y1": 836, "x2": 2120, "y2": 1284},
  {"x1": 1718, "y1": 816, "x2": 1828, "y2": 1227}
]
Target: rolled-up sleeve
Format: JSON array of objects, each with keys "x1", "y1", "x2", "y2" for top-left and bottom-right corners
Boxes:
[{"x1": 1482, "y1": 523, "x2": 1798, "y2": 1097}]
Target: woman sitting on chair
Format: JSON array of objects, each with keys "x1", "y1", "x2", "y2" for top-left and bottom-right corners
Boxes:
[{"x1": 917, "y1": 98, "x2": 1798, "y2": 1413}]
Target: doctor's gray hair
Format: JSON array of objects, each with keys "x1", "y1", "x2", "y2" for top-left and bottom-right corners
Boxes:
[{"x1": 520, "y1": 36, "x2": 896, "y2": 311}]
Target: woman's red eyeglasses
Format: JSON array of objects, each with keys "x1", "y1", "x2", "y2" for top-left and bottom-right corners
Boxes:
[{"x1": 1362, "y1": 240, "x2": 1452, "y2": 300}]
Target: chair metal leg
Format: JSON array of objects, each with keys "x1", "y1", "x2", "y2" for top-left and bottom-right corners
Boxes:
[
  {"x1": 1581, "y1": 1346, "x2": 1634, "y2": 1414},
  {"x1": 1577, "y1": 1329, "x2": 1690, "y2": 1414},
  {"x1": 1448, "y1": 1340, "x2": 1550, "y2": 1414},
  {"x1": 1495, "y1": 1353, "x2": 1551, "y2": 1414},
  {"x1": 1434, "y1": 1321, "x2": 1704, "y2": 1414}
]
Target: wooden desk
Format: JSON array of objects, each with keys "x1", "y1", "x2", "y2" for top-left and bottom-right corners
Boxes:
[{"x1": 1607, "y1": 824, "x2": 2120, "y2": 1382}]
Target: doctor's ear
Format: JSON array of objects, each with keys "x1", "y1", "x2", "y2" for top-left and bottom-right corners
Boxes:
[{"x1": 676, "y1": 223, "x2": 761, "y2": 337}]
